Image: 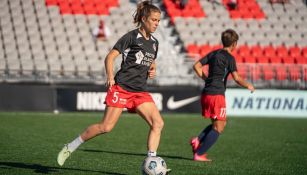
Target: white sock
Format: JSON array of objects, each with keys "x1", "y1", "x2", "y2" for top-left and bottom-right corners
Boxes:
[
  {"x1": 147, "y1": 151, "x2": 157, "y2": 157},
  {"x1": 67, "y1": 136, "x2": 84, "y2": 152}
]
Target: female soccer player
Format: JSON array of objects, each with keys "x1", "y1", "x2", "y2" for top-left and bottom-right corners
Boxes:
[
  {"x1": 57, "y1": 1, "x2": 163, "y2": 166},
  {"x1": 191, "y1": 29, "x2": 255, "y2": 161}
]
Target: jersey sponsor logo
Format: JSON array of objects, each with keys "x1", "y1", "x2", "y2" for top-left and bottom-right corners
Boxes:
[
  {"x1": 135, "y1": 51, "x2": 144, "y2": 64},
  {"x1": 167, "y1": 96, "x2": 200, "y2": 110},
  {"x1": 135, "y1": 51, "x2": 154, "y2": 66}
]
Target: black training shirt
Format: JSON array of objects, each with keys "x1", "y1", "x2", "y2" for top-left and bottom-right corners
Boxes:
[
  {"x1": 200, "y1": 49, "x2": 237, "y2": 95},
  {"x1": 112, "y1": 29, "x2": 159, "y2": 92}
]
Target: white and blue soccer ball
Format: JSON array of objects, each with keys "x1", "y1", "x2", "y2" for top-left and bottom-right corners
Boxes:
[{"x1": 141, "y1": 156, "x2": 168, "y2": 175}]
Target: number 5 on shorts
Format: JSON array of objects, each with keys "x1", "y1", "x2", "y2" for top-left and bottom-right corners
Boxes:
[{"x1": 112, "y1": 92, "x2": 119, "y2": 103}]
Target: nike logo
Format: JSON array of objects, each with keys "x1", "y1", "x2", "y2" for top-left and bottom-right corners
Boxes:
[{"x1": 167, "y1": 96, "x2": 200, "y2": 110}]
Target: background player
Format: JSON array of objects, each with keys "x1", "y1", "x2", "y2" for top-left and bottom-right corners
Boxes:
[
  {"x1": 57, "y1": 1, "x2": 164, "y2": 166},
  {"x1": 191, "y1": 29, "x2": 255, "y2": 161}
]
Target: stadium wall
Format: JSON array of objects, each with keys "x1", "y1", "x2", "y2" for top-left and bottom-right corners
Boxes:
[
  {"x1": 0, "y1": 84, "x2": 55, "y2": 111},
  {"x1": 0, "y1": 84, "x2": 306, "y2": 118}
]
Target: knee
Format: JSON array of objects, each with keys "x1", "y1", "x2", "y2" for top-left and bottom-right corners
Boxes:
[
  {"x1": 213, "y1": 122, "x2": 226, "y2": 134},
  {"x1": 151, "y1": 118, "x2": 164, "y2": 132},
  {"x1": 98, "y1": 124, "x2": 114, "y2": 134}
]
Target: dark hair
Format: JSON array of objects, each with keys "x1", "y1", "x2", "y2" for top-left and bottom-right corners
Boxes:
[
  {"x1": 133, "y1": 1, "x2": 161, "y2": 27},
  {"x1": 221, "y1": 29, "x2": 239, "y2": 47}
]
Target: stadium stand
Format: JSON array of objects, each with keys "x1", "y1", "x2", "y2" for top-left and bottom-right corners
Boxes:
[
  {"x1": 167, "y1": 0, "x2": 307, "y2": 88},
  {"x1": 0, "y1": 0, "x2": 306, "y2": 89}
]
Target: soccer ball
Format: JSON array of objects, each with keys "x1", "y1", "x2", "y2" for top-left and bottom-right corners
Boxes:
[{"x1": 141, "y1": 156, "x2": 168, "y2": 175}]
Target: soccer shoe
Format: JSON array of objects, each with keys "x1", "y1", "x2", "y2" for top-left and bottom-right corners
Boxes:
[
  {"x1": 57, "y1": 145, "x2": 71, "y2": 166},
  {"x1": 190, "y1": 137, "x2": 200, "y2": 153},
  {"x1": 193, "y1": 153, "x2": 212, "y2": 162}
]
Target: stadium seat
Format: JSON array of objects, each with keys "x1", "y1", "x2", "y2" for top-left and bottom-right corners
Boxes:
[
  {"x1": 282, "y1": 56, "x2": 295, "y2": 64},
  {"x1": 289, "y1": 46, "x2": 301, "y2": 58},
  {"x1": 276, "y1": 66, "x2": 288, "y2": 81},
  {"x1": 257, "y1": 56, "x2": 269, "y2": 64},
  {"x1": 262, "y1": 65, "x2": 275, "y2": 80},
  {"x1": 295, "y1": 56, "x2": 306, "y2": 64},
  {"x1": 237, "y1": 65, "x2": 248, "y2": 79},
  {"x1": 250, "y1": 45, "x2": 263, "y2": 58},
  {"x1": 251, "y1": 65, "x2": 262, "y2": 81},
  {"x1": 263, "y1": 46, "x2": 276, "y2": 58},
  {"x1": 288, "y1": 66, "x2": 301, "y2": 81}
]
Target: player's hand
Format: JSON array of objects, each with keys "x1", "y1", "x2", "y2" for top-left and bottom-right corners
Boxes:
[
  {"x1": 148, "y1": 67, "x2": 156, "y2": 79},
  {"x1": 248, "y1": 84, "x2": 255, "y2": 93},
  {"x1": 106, "y1": 77, "x2": 115, "y2": 89}
]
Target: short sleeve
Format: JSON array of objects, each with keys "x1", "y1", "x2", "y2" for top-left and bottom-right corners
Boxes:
[
  {"x1": 199, "y1": 51, "x2": 214, "y2": 65},
  {"x1": 112, "y1": 32, "x2": 132, "y2": 53},
  {"x1": 228, "y1": 56, "x2": 237, "y2": 72}
]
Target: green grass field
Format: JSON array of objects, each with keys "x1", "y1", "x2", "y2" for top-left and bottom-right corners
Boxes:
[{"x1": 0, "y1": 112, "x2": 306, "y2": 175}]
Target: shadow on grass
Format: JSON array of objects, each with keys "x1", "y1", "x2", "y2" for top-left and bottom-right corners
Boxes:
[
  {"x1": 81, "y1": 149, "x2": 192, "y2": 161},
  {"x1": 0, "y1": 162, "x2": 127, "y2": 175}
]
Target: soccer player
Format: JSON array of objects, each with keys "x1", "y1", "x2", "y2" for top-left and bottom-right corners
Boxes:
[
  {"x1": 57, "y1": 1, "x2": 163, "y2": 166},
  {"x1": 191, "y1": 29, "x2": 255, "y2": 161}
]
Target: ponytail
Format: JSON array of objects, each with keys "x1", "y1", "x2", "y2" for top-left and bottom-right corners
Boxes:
[{"x1": 133, "y1": 1, "x2": 161, "y2": 27}]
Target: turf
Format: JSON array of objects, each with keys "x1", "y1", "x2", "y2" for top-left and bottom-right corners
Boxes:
[{"x1": 0, "y1": 112, "x2": 306, "y2": 175}]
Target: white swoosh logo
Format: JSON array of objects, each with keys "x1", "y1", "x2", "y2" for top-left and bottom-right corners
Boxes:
[{"x1": 167, "y1": 96, "x2": 200, "y2": 110}]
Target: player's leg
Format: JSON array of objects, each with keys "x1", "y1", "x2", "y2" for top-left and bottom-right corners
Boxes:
[
  {"x1": 190, "y1": 94, "x2": 212, "y2": 152},
  {"x1": 80, "y1": 107, "x2": 123, "y2": 141},
  {"x1": 194, "y1": 119, "x2": 226, "y2": 161},
  {"x1": 194, "y1": 95, "x2": 226, "y2": 161},
  {"x1": 136, "y1": 102, "x2": 164, "y2": 156},
  {"x1": 57, "y1": 107, "x2": 123, "y2": 166},
  {"x1": 190, "y1": 124, "x2": 212, "y2": 153}
]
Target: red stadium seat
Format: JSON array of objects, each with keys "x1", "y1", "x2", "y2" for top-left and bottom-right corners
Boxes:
[
  {"x1": 257, "y1": 57, "x2": 269, "y2": 63},
  {"x1": 223, "y1": 0, "x2": 265, "y2": 19},
  {"x1": 289, "y1": 46, "x2": 301, "y2": 58},
  {"x1": 46, "y1": 0, "x2": 58, "y2": 6},
  {"x1": 302, "y1": 47, "x2": 307, "y2": 57},
  {"x1": 276, "y1": 66, "x2": 288, "y2": 81},
  {"x1": 244, "y1": 56, "x2": 256, "y2": 63},
  {"x1": 251, "y1": 66, "x2": 262, "y2": 81},
  {"x1": 237, "y1": 65, "x2": 248, "y2": 79},
  {"x1": 84, "y1": 4, "x2": 96, "y2": 15},
  {"x1": 238, "y1": 45, "x2": 250, "y2": 58},
  {"x1": 282, "y1": 56, "x2": 295, "y2": 64},
  {"x1": 269, "y1": 56, "x2": 282, "y2": 64},
  {"x1": 187, "y1": 44, "x2": 199, "y2": 58},
  {"x1": 46, "y1": 0, "x2": 117, "y2": 15},
  {"x1": 276, "y1": 46, "x2": 288, "y2": 58},
  {"x1": 263, "y1": 46, "x2": 276, "y2": 58},
  {"x1": 262, "y1": 65, "x2": 275, "y2": 80},
  {"x1": 250, "y1": 45, "x2": 263, "y2": 58},
  {"x1": 288, "y1": 66, "x2": 301, "y2": 81},
  {"x1": 163, "y1": 0, "x2": 205, "y2": 19},
  {"x1": 96, "y1": 4, "x2": 109, "y2": 15},
  {"x1": 200, "y1": 45, "x2": 212, "y2": 57},
  {"x1": 295, "y1": 56, "x2": 306, "y2": 64}
]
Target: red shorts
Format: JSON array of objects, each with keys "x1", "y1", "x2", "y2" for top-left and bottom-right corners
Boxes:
[
  {"x1": 105, "y1": 85, "x2": 154, "y2": 113},
  {"x1": 201, "y1": 94, "x2": 226, "y2": 121}
]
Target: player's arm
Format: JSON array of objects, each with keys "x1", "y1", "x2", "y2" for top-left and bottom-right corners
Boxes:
[
  {"x1": 231, "y1": 71, "x2": 255, "y2": 93},
  {"x1": 148, "y1": 61, "x2": 156, "y2": 79},
  {"x1": 105, "y1": 49, "x2": 120, "y2": 88},
  {"x1": 193, "y1": 61, "x2": 207, "y2": 81}
]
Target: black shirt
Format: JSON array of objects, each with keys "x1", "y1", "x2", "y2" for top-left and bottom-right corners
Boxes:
[
  {"x1": 200, "y1": 49, "x2": 237, "y2": 95},
  {"x1": 112, "y1": 29, "x2": 159, "y2": 92}
]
